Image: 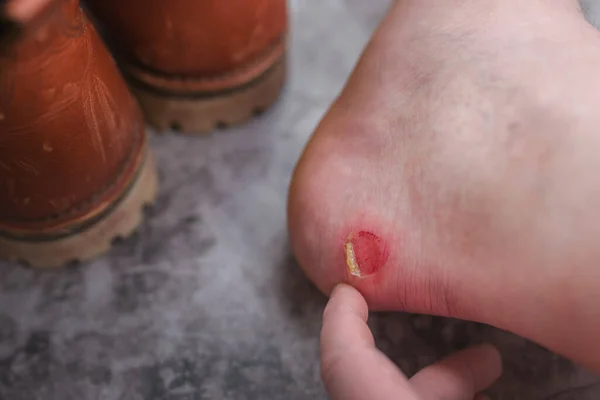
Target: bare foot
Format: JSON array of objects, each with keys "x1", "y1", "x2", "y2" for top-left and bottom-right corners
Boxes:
[{"x1": 289, "y1": 0, "x2": 600, "y2": 370}]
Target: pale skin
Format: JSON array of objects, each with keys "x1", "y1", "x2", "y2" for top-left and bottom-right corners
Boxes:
[{"x1": 288, "y1": 0, "x2": 600, "y2": 398}]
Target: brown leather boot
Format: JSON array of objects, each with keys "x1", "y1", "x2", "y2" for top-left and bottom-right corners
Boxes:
[
  {"x1": 0, "y1": 0, "x2": 158, "y2": 268},
  {"x1": 84, "y1": 0, "x2": 288, "y2": 133}
]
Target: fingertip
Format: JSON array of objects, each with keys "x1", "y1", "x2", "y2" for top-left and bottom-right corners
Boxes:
[
  {"x1": 457, "y1": 343, "x2": 503, "y2": 390},
  {"x1": 474, "y1": 343, "x2": 503, "y2": 380},
  {"x1": 322, "y1": 284, "x2": 371, "y2": 349},
  {"x1": 330, "y1": 283, "x2": 351, "y2": 298},
  {"x1": 330, "y1": 283, "x2": 358, "y2": 298},
  {"x1": 325, "y1": 283, "x2": 369, "y2": 321},
  {"x1": 410, "y1": 342, "x2": 503, "y2": 400}
]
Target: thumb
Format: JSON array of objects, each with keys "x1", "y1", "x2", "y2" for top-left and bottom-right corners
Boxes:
[
  {"x1": 320, "y1": 284, "x2": 420, "y2": 400},
  {"x1": 320, "y1": 284, "x2": 503, "y2": 400}
]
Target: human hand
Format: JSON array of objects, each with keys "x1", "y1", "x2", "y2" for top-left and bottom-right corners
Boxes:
[{"x1": 321, "y1": 284, "x2": 502, "y2": 400}]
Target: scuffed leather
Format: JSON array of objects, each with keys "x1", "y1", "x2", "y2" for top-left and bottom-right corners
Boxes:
[{"x1": 0, "y1": 0, "x2": 145, "y2": 230}]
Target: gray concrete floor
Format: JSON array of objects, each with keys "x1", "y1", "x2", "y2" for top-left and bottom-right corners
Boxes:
[{"x1": 1, "y1": 1, "x2": 600, "y2": 399}]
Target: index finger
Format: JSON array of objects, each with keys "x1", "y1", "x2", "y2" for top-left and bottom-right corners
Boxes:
[{"x1": 320, "y1": 284, "x2": 419, "y2": 400}]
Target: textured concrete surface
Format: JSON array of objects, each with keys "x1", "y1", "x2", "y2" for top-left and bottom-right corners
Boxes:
[{"x1": 2, "y1": 1, "x2": 600, "y2": 399}]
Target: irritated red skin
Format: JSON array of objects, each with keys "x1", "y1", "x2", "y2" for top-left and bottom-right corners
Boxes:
[{"x1": 348, "y1": 231, "x2": 389, "y2": 276}]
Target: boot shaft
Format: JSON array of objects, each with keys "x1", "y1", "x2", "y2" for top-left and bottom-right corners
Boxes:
[
  {"x1": 0, "y1": 0, "x2": 146, "y2": 233},
  {"x1": 84, "y1": 0, "x2": 288, "y2": 76}
]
